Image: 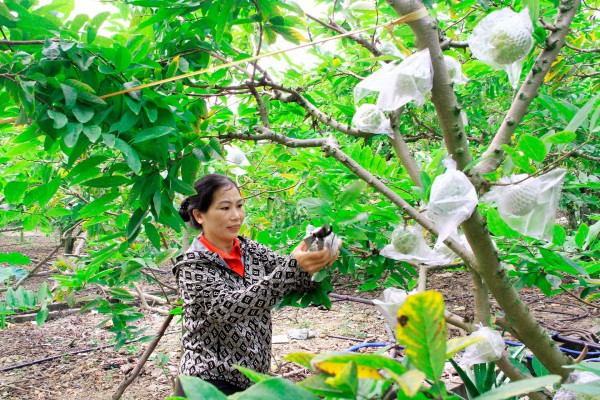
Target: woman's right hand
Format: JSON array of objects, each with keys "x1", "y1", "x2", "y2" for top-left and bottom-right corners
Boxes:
[{"x1": 291, "y1": 239, "x2": 341, "y2": 274}]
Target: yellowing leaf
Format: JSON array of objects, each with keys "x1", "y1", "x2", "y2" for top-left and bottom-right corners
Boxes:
[
  {"x1": 387, "y1": 369, "x2": 425, "y2": 397},
  {"x1": 279, "y1": 173, "x2": 298, "y2": 179},
  {"x1": 311, "y1": 352, "x2": 405, "y2": 380},
  {"x1": 396, "y1": 291, "x2": 446, "y2": 380},
  {"x1": 446, "y1": 336, "x2": 484, "y2": 359}
]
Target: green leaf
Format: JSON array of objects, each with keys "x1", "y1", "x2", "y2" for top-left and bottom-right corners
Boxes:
[
  {"x1": 531, "y1": 356, "x2": 549, "y2": 377},
  {"x1": 338, "y1": 180, "x2": 367, "y2": 208},
  {"x1": 144, "y1": 222, "x2": 161, "y2": 250},
  {"x1": 298, "y1": 374, "x2": 356, "y2": 398},
  {"x1": 283, "y1": 352, "x2": 316, "y2": 370},
  {"x1": 553, "y1": 225, "x2": 566, "y2": 246},
  {"x1": 542, "y1": 130, "x2": 576, "y2": 144},
  {"x1": 234, "y1": 365, "x2": 273, "y2": 383},
  {"x1": 127, "y1": 207, "x2": 148, "y2": 242},
  {"x1": 539, "y1": 248, "x2": 589, "y2": 277},
  {"x1": 61, "y1": 83, "x2": 77, "y2": 109},
  {"x1": 178, "y1": 375, "x2": 227, "y2": 400},
  {"x1": 132, "y1": 126, "x2": 174, "y2": 143},
  {"x1": 65, "y1": 122, "x2": 82, "y2": 147},
  {"x1": 517, "y1": 135, "x2": 547, "y2": 162},
  {"x1": 395, "y1": 291, "x2": 446, "y2": 380},
  {"x1": 82, "y1": 125, "x2": 102, "y2": 142},
  {"x1": 565, "y1": 94, "x2": 599, "y2": 133},
  {"x1": 228, "y1": 378, "x2": 320, "y2": 400},
  {"x1": 575, "y1": 223, "x2": 590, "y2": 249},
  {"x1": 562, "y1": 381, "x2": 600, "y2": 396},
  {"x1": 114, "y1": 45, "x2": 132, "y2": 72},
  {"x1": 82, "y1": 176, "x2": 130, "y2": 188},
  {"x1": 36, "y1": 306, "x2": 49, "y2": 326},
  {"x1": 72, "y1": 104, "x2": 94, "y2": 123},
  {"x1": 114, "y1": 138, "x2": 141, "y2": 174},
  {"x1": 48, "y1": 110, "x2": 68, "y2": 129},
  {"x1": 4, "y1": 181, "x2": 29, "y2": 204},
  {"x1": 78, "y1": 193, "x2": 121, "y2": 219},
  {"x1": 0, "y1": 266, "x2": 27, "y2": 283},
  {"x1": 298, "y1": 198, "x2": 332, "y2": 216},
  {"x1": 474, "y1": 375, "x2": 560, "y2": 399}
]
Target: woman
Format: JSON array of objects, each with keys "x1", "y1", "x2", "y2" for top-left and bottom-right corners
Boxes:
[{"x1": 174, "y1": 174, "x2": 340, "y2": 395}]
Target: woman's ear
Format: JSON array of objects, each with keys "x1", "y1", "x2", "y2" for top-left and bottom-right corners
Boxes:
[{"x1": 192, "y1": 209, "x2": 203, "y2": 225}]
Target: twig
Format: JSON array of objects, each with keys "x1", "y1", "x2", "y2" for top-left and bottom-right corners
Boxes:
[
  {"x1": 243, "y1": 180, "x2": 304, "y2": 200},
  {"x1": 559, "y1": 285, "x2": 600, "y2": 310},
  {"x1": 133, "y1": 283, "x2": 170, "y2": 315},
  {"x1": 14, "y1": 242, "x2": 63, "y2": 289},
  {"x1": 111, "y1": 313, "x2": 175, "y2": 400}
]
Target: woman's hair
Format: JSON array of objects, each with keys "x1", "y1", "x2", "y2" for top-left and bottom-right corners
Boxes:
[{"x1": 178, "y1": 174, "x2": 239, "y2": 230}]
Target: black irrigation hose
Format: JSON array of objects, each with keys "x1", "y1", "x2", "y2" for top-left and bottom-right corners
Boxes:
[{"x1": 0, "y1": 330, "x2": 181, "y2": 373}]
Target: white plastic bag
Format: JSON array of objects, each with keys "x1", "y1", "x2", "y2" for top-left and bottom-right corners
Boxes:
[
  {"x1": 380, "y1": 225, "x2": 443, "y2": 264},
  {"x1": 434, "y1": 232, "x2": 472, "y2": 264},
  {"x1": 354, "y1": 49, "x2": 467, "y2": 111},
  {"x1": 482, "y1": 168, "x2": 566, "y2": 241},
  {"x1": 224, "y1": 144, "x2": 251, "y2": 176},
  {"x1": 554, "y1": 370, "x2": 600, "y2": 400},
  {"x1": 460, "y1": 324, "x2": 505, "y2": 366},
  {"x1": 468, "y1": 7, "x2": 534, "y2": 88},
  {"x1": 428, "y1": 159, "x2": 479, "y2": 247},
  {"x1": 352, "y1": 104, "x2": 393, "y2": 135},
  {"x1": 372, "y1": 288, "x2": 416, "y2": 332}
]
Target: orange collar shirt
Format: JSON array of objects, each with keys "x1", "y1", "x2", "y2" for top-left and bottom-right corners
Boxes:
[{"x1": 199, "y1": 235, "x2": 245, "y2": 277}]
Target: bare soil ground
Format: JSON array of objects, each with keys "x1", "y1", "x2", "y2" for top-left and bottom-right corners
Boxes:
[{"x1": 1, "y1": 231, "x2": 599, "y2": 400}]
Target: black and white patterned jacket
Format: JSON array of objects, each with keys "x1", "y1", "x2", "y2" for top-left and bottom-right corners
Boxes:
[{"x1": 173, "y1": 236, "x2": 316, "y2": 388}]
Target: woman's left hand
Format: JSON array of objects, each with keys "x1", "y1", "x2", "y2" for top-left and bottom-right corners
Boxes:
[{"x1": 291, "y1": 239, "x2": 342, "y2": 274}]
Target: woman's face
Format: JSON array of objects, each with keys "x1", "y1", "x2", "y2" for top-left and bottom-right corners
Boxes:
[{"x1": 193, "y1": 185, "x2": 245, "y2": 249}]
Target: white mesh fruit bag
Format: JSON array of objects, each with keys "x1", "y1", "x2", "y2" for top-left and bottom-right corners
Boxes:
[
  {"x1": 354, "y1": 49, "x2": 467, "y2": 111},
  {"x1": 482, "y1": 168, "x2": 567, "y2": 241},
  {"x1": 434, "y1": 232, "x2": 473, "y2": 264},
  {"x1": 467, "y1": 7, "x2": 534, "y2": 88},
  {"x1": 351, "y1": 104, "x2": 393, "y2": 135},
  {"x1": 428, "y1": 159, "x2": 479, "y2": 248},
  {"x1": 380, "y1": 224, "x2": 443, "y2": 263},
  {"x1": 460, "y1": 324, "x2": 505, "y2": 366}
]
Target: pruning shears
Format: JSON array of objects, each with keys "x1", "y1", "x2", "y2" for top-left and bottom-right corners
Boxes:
[{"x1": 303, "y1": 224, "x2": 334, "y2": 251}]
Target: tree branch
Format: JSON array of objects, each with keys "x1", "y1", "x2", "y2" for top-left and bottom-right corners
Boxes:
[
  {"x1": 269, "y1": 83, "x2": 376, "y2": 138},
  {"x1": 471, "y1": 0, "x2": 582, "y2": 179},
  {"x1": 388, "y1": 108, "x2": 423, "y2": 187},
  {"x1": 306, "y1": 13, "x2": 383, "y2": 57},
  {"x1": 221, "y1": 127, "x2": 326, "y2": 148}
]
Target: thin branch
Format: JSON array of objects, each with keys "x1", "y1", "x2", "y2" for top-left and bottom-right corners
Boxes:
[
  {"x1": 248, "y1": 84, "x2": 270, "y2": 127},
  {"x1": 559, "y1": 285, "x2": 600, "y2": 310},
  {"x1": 14, "y1": 242, "x2": 62, "y2": 289},
  {"x1": 269, "y1": 83, "x2": 375, "y2": 138},
  {"x1": 244, "y1": 180, "x2": 304, "y2": 200},
  {"x1": 565, "y1": 42, "x2": 600, "y2": 53},
  {"x1": 306, "y1": 13, "x2": 383, "y2": 57},
  {"x1": 111, "y1": 314, "x2": 175, "y2": 400}
]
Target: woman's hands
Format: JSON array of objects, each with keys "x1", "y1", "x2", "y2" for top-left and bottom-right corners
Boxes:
[{"x1": 291, "y1": 239, "x2": 342, "y2": 274}]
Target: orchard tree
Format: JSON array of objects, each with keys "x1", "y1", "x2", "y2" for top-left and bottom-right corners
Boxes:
[{"x1": 1, "y1": 0, "x2": 599, "y2": 398}]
